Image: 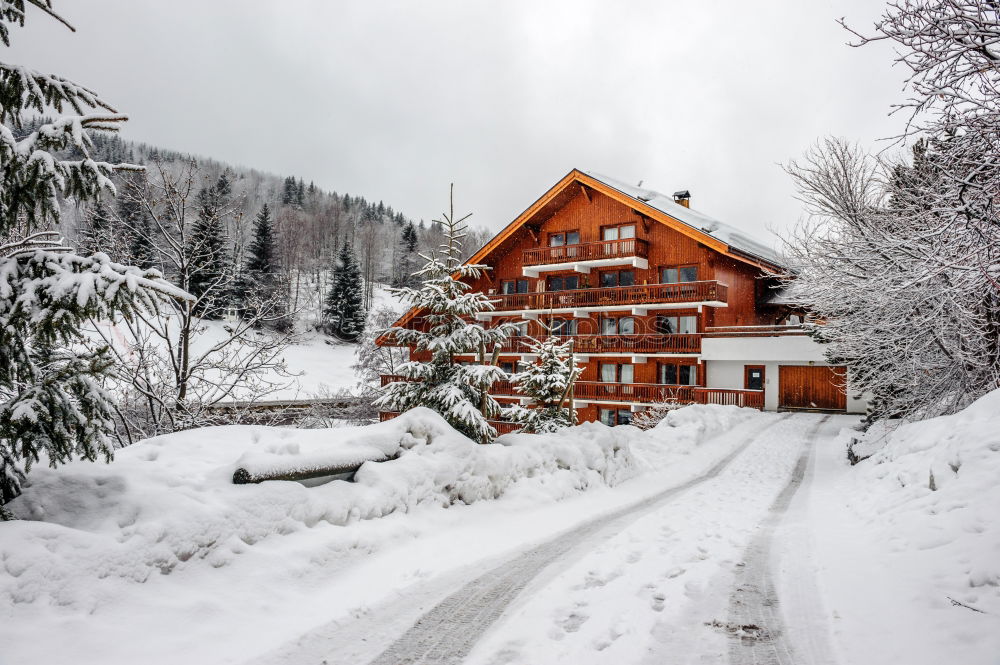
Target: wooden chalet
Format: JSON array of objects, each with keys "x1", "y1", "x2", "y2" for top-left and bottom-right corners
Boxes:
[{"x1": 380, "y1": 169, "x2": 865, "y2": 426}]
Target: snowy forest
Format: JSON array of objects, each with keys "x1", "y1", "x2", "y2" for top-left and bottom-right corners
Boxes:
[{"x1": 1, "y1": 2, "x2": 998, "y2": 665}]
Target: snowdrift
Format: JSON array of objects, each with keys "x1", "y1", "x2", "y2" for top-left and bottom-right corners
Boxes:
[
  {"x1": 834, "y1": 389, "x2": 1000, "y2": 657},
  {"x1": 0, "y1": 404, "x2": 764, "y2": 665}
]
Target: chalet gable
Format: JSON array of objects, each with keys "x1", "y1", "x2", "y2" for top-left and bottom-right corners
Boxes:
[{"x1": 466, "y1": 169, "x2": 784, "y2": 274}]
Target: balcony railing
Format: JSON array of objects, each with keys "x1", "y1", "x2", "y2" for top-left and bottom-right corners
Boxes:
[
  {"x1": 379, "y1": 377, "x2": 763, "y2": 410},
  {"x1": 571, "y1": 382, "x2": 764, "y2": 408},
  {"x1": 522, "y1": 238, "x2": 649, "y2": 266},
  {"x1": 378, "y1": 410, "x2": 523, "y2": 435},
  {"x1": 703, "y1": 325, "x2": 808, "y2": 337},
  {"x1": 499, "y1": 334, "x2": 701, "y2": 354},
  {"x1": 484, "y1": 380, "x2": 762, "y2": 409},
  {"x1": 490, "y1": 280, "x2": 726, "y2": 312}
]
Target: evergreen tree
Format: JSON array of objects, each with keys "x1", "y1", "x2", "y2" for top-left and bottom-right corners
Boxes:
[
  {"x1": 281, "y1": 176, "x2": 297, "y2": 205},
  {"x1": 296, "y1": 178, "x2": 305, "y2": 207},
  {"x1": 323, "y1": 241, "x2": 366, "y2": 341},
  {"x1": 246, "y1": 203, "x2": 275, "y2": 274},
  {"x1": 505, "y1": 336, "x2": 581, "y2": 433},
  {"x1": 393, "y1": 222, "x2": 419, "y2": 287},
  {"x1": 0, "y1": 3, "x2": 187, "y2": 513},
  {"x1": 187, "y1": 178, "x2": 232, "y2": 318},
  {"x1": 237, "y1": 203, "x2": 290, "y2": 330},
  {"x1": 375, "y1": 186, "x2": 514, "y2": 443}
]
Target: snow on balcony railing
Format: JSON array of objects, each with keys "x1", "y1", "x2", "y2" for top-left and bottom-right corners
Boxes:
[
  {"x1": 522, "y1": 238, "x2": 649, "y2": 266},
  {"x1": 498, "y1": 334, "x2": 701, "y2": 354},
  {"x1": 489, "y1": 280, "x2": 727, "y2": 312}
]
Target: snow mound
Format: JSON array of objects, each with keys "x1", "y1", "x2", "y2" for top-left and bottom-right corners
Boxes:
[
  {"x1": 848, "y1": 389, "x2": 1000, "y2": 616},
  {"x1": 3, "y1": 408, "x2": 637, "y2": 606}
]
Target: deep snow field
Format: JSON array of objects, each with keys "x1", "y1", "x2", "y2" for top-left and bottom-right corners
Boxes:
[{"x1": 1, "y1": 394, "x2": 999, "y2": 665}]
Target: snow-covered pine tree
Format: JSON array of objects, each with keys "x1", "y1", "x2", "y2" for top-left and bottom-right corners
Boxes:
[
  {"x1": 238, "y1": 203, "x2": 290, "y2": 330},
  {"x1": 323, "y1": 240, "x2": 366, "y2": 341},
  {"x1": 0, "y1": 2, "x2": 188, "y2": 514},
  {"x1": 505, "y1": 335, "x2": 581, "y2": 433},
  {"x1": 374, "y1": 186, "x2": 514, "y2": 443},
  {"x1": 187, "y1": 177, "x2": 233, "y2": 319}
]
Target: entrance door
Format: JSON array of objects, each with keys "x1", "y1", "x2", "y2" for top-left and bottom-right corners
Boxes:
[
  {"x1": 744, "y1": 365, "x2": 765, "y2": 391},
  {"x1": 778, "y1": 365, "x2": 847, "y2": 410}
]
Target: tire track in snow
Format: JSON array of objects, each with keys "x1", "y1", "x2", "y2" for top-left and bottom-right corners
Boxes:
[
  {"x1": 725, "y1": 414, "x2": 831, "y2": 665},
  {"x1": 365, "y1": 415, "x2": 792, "y2": 665}
]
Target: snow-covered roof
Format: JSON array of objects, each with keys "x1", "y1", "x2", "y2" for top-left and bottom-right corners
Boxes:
[{"x1": 582, "y1": 171, "x2": 785, "y2": 268}]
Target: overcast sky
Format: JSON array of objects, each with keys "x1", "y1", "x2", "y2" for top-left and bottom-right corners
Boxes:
[{"x1": 12, "y1": 1, "x2": 906, "y2": 246}]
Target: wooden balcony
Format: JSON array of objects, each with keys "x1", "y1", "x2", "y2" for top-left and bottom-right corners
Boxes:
[
  {"x1": 571, "y1": 382, "x2": 764, "y2": 408},
  {"x1": 378, "y1": 410, "x2": 523, "y2": 435},
  {"x1": 704, "y1": 324, "x2": 808, "y2": 337},
  {"x1": 487, "y1": 280, "x2": 727, "y2": 315},
  {"x1": 379, "y1": 377, "x2": 763, "y2": 411},
  {"x1": 499, "y1": 334, "x2": 701, "y2": 355},
  {"x1": 522, "y1": 238, "x2": 649, "y2": 267}
]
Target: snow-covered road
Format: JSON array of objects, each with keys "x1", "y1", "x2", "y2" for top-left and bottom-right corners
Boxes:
[{"x1": 252, "y1": 412, "x2": 855, "y2": 665}]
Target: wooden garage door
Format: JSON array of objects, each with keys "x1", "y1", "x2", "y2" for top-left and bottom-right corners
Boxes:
[{"x1": 778, "y1": 365, "x2": 847, "y2": 411}]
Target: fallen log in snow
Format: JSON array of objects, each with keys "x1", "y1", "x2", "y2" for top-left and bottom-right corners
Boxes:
[{"x1": 232, "y1": 457, "x2": 388, "y2": 485}]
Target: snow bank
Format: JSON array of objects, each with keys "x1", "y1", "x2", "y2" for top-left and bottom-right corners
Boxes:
[
  {"x1": 823, "y1": 389, "x2": 1000, "y2": 663},
  {"x1": 3, "y1": 409, "x2": 636, "y2": 604},
  {"x1": 0, "y1": 403, "x2": 766, "y2": 665}
]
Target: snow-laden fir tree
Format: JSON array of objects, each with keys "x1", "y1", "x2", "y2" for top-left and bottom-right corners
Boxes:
[
  {"x1": 238, "y1": 203, "x2": 291, "y2": 331},
  {"x1": 505, "y1": 335, "x2": 581, "y2": 433},
  {"x1": 324, "y1": 240, "x2": 366, "y2": 341},
  {"x1": 375, "y1": 186, "x2": 514, "y2": 443},
  {"x1": 0, "y1": 2, "x2": 188, "y2": 514}
]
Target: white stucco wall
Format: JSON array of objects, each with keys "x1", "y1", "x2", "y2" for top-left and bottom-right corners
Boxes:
[{"x1": 701, "y1": 336, "x2": 867, "y2": 414}]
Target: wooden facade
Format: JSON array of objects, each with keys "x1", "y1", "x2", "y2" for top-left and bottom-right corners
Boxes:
[{"x1": 380, "y1": 169, "x2": 850, "y2": 426}]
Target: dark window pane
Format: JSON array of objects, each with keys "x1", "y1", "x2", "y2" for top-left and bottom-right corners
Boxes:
[
  {"x1": 679, "y1": 266, "x2": 698, "y2": 282},
  {"x1": 662, "y1": 268, "x2": 679, "y2": 283},
  {"x1": 660, "y1": 364, "x2": 677, "y2": 384},
  {"x1": 564, "y1": 275, "x2": 579, "y2": 290},
  {"x1": 501, "y1": 281, "x2": 515, "y2": 294},
  {"x1": 517, "y1": 279, "x2": 529, "y2": 293},
  {"x1": 657, "y1": 316, "x2": 677, "y2": 334},
  {"x1": 566, "y1": 231, "x2": 580, "y2": 245},
  {"x1": 600, "y1": 272, "x2": 617, "y2": 288},
  {"x1": 679, "y1": 365, "x2": 696, "y2": 385},
  {"x1": 617, "y1": 410, "x2": 632, "y2": 425},
  {"x1": 619, "y1": 270, "x2": 635, "y2": 287}
]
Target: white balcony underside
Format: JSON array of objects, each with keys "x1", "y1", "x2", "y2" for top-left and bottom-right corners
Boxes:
[
  {"x1": 522, "y1": 256, "x2": 649, "y2": 277},
  {"x1": 475, "y1": 300, "x2": 726, "y2": 321}
]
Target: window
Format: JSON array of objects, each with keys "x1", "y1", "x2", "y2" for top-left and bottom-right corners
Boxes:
[
  {"x1": 601, "y1": 316, "x2": 635, "y2": 335},
  {"x1": 661, "y1": 265, "x2": 699, "y2": 283},
  {"x1": 601, "y1": 224, "x2": 636, "y2": 241},
  {"x1": 548, "y1": 231, "x2": 580, "y2": 247},
  {"x1": 599, "y1": 269, "x2": 635, "y2": 288},
  {"x1": 550, "y1": 318, "x2": 578, "y2": 336},
  {"x1": 599, "y1": 408, "x2": 633, "y2": 426},
  {"x1": 745, "y1": 365, "x2": 765, "y2": 391},
  {"x1": 654, "y1": 315, "x2": 698, "y2": 334},
  {"x1": 600, "y1": 363, "x2": 633, "y2": 383},
  {"x1": 658, "y1": 362, "x2": 698, "y2": 386},
  {"x1": 546, "y1": 274, "x2": 579, "y2": 291},
  {"x1": 501, "y1": 279, "x2": 529, "y2": 294}
]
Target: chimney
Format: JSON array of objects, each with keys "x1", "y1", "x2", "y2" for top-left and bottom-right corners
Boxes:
[{"x1": 673, "y1": 190, "x2": 691, "y2": 208}]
